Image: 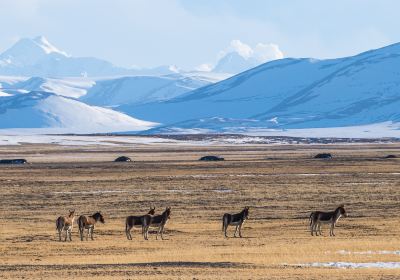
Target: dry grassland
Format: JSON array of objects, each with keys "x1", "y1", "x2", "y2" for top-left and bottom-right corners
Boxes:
[{"x1": 1, "y1": 141, "x2": 400, "y2": 279}]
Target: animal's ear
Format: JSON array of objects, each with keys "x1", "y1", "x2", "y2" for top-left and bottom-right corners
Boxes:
[
  {"x1": 245, "y1": 206, "x2": 249, "y2": 210},
  {"x1": 340, "y1": 204, "x2": 345, "y2": 208}
]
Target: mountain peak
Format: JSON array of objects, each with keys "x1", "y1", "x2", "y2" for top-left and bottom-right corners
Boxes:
[{"x1": 0, "y1": 36, "x2": 68, "y2": 68}]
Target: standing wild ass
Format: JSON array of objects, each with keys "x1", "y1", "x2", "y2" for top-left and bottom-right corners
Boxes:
[
  {"x1": 56, "y1": 209, "x2": 76, "y2": 242},
  {"x1": 222, "y1": 207, "x2": 249, "y2": 238},
  {"x1": 310, "y1": 205, "x2": 348, "y2": 236},
  {"x1": 143, "y1": 207, "x2": 171, "y2": 240},
  {"x1": 77, "y1": 212, "x2": 105, "y2": 241},
  {"x1": 125, "y1": 206, "x2": 155, "y2": 240}
]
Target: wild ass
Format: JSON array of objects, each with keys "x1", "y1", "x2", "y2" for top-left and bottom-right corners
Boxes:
[
  {"x1": 125, "y1": 206, "x2": 155, "y2": 240},
  {"x1": 222, "y1": 207, "x2": 249, "y2": 238},
  {"x1": 77, "y1": 212, "x2": 105, "y2": 241},
  {"x1": 56, "y1": 209, "x2": 76, "y2": 242},
  {"x1": 310, "y1": 205, "x2": 348, "y2": 236},
  {"x1": 143, "y1": 207, "x2": 171, "y2": 240}
]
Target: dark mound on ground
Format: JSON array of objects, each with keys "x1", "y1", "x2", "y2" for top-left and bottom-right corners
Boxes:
[
  {"x1": 199, "y1": 155, "x2": 224, "y2": 161},
  {"x1": 384, "y1": 155, "x2": 397, "y2": 159},
  {"x1": 314, "y1": 153, "x2": 332, "y2": 159},
  {"x1": 0, "y1": 159, "x2": 28, "y2": 164},
  {"x1": 114, "y1": 156, "x2": 132, "y2": 162}
]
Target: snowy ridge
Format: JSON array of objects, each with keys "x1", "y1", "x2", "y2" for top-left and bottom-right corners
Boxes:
[
  {"x1": 82, "y1": 74, "x2": 213, "y2": 107},
  {"x1": 0, "y1": 91, "x2": 156, "y2": 133}
]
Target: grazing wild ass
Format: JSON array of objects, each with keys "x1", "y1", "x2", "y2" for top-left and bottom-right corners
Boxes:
[
  {"x1": 125, "y1": 206, "x2": 155, "y2": 240},
  {"x1": 310, "y1": 205, "x2": 348, "y2": 236},
  {"x1": 56, "y1": 209, "x2": 76, "y2": 242},
  {"x1": 144, "y1": 207, "x2": 171, "y2": 240},
  {"x1": 222, "y1": 207, "x2": 249, "y2": 238},
  {"x1": 77, "y1": 212, "x2": 105, "y2": 241}
]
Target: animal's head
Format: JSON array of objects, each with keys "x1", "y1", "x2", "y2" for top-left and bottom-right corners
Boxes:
[
  {"x1": 338, "y1": 204, "x2": 348, "y2": 217},
  {"x1": 94, "y1": 212, "x2": 105, "y2": 223},
  {"x1": 243, "y1": 206, "x2": 250, "y2": 219},
  {"x1": 69, "y1": 209, "x2": 75, "y2": 217},
  {"x1": 164, "y1": 207, "x2": 171, "y2": 219},
  {"x1": 148, "y1": 206, "x2": 156, "y2": 215}
]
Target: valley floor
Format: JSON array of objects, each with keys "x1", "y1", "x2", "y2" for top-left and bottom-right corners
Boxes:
[{"x1": 1, "y1": 140, "x2": 400, "y2": 279}]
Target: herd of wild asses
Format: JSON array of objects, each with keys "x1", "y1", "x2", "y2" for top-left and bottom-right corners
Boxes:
[{"x1": 55, "y1": 205, "x2": 347, "y2": 242}]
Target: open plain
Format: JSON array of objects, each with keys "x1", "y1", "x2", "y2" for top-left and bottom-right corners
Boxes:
[{"x1": 1, "y1": 137, "x2": 400, "y2": 279}]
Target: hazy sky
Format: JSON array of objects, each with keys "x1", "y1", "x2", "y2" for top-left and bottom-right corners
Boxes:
[{"x1": 1, "y1": 0, "x2": 399, "y2": 69}]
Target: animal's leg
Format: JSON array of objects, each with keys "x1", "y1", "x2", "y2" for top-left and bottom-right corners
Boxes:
[
  {"x1": 239, "y1": 224, "x2": 243, "y2": 238},
  {"x1": 160, "y1": 225, "x2": 165, "y2": 240},
  {"x1": 143, "y1": 226, "x2": 148, "y2": 240},
  {"x1": 330, "y1": 223, "x2": 335, "y2": 236},
  {"x1": 79, "y1": 229, "x2": 83, "y2": 241},
  {"x1": 313, "y1": 223, "x2": 318, "y2": 236},
  {"x1": 224, "y1": 225, "x2": 228, "y2": 238},
  {"x1": 69, "y1": 229, "x2": 72, "y2": 241},
  {"x1": 315, "y1": 223, "x2": 322, "y2": 236},
  {"x1": 156, "y1": 226, "x2": 160, "y2": 240},
  {"x1": 127, "y1": 228, "x2": 132, "y2": 240},
  {"x1": 310, "y1": 222, "x2": 314, "y2": 236},
  {"x1": 64, "y1": 229, "x2": 67, "y2": 242},
  {"x1": 90, "y1": 227, "x2": 94, "y2": 240},
  {"x1": 234, "y1": 225, "x2": 239, "y2": 237},
  {"x1": 58, "y1": 230, "x2": 62, "y2": 241}
]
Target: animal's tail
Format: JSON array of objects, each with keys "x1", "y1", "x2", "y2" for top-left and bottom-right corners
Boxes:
[
  {"x1": 222, "y1": 214, "x2": 227, "y2": 231},
  {"x1": 77, "y1": 216, "x2": 84, "y2": 232},
  {"x1": 56, "y1": 217, "x2": 63, "y2": 231}
]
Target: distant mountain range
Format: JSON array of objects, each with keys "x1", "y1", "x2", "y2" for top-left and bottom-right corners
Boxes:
[
  {"x1": 0, "y1": 36, "x2": 182, "y2": 77},
  {"x1": 125, "y1": 42, "x2": 400, "y2": 134},
  {"x1": 1, "y1": 36, "x2": 400, "y2": 137}
]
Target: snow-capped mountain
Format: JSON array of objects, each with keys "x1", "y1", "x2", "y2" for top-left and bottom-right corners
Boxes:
[
  {"x1": 0, "y1": 36, "x2": 68, "y2": 67},
  {"x1": 0, "y1": 36, "x2": 179, "y2": 77},
  {"x1": 124, "y1": 42, "x2": 400, "y2": 134},
  {"x1": 212, "y1": 52, "x2": 260, "y2": 74},
  {"x1": 0, "y1": 91, "x2": 156, "y2": 133}
]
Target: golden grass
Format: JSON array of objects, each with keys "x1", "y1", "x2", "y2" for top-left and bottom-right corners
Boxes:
[{"x1": 1, "y1": 142, "x2": 400, "y2": 279}]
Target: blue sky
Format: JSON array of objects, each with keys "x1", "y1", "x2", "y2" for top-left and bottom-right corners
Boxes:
[{"x1": 0, "y1": 0, "x2": 399, "y2": 69}]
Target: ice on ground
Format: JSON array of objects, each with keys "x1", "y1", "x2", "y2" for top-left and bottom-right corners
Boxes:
[
  {"x1": 337, "y1": 250, "x2": 400, "y2": 255},
  {"x1": 295, "y1": 262, "x2": 400, "y2": 269}
]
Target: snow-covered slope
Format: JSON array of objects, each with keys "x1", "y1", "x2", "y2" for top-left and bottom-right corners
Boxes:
[
  {"x1": 82, "y1": 74, "x2": 213, "y2": 107},
  {"x1": 9, "y1": 77, "x2": 95, "y2": 98},
  {"x1": 0, "y1": 91, "x2": 156, "y2": 133},
  {"x1": 125, "y1": 42, "x2": 400, "y2": 134},
  {"x1": 0, "y1": 74, "x2": 220, "y2": 104}
]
